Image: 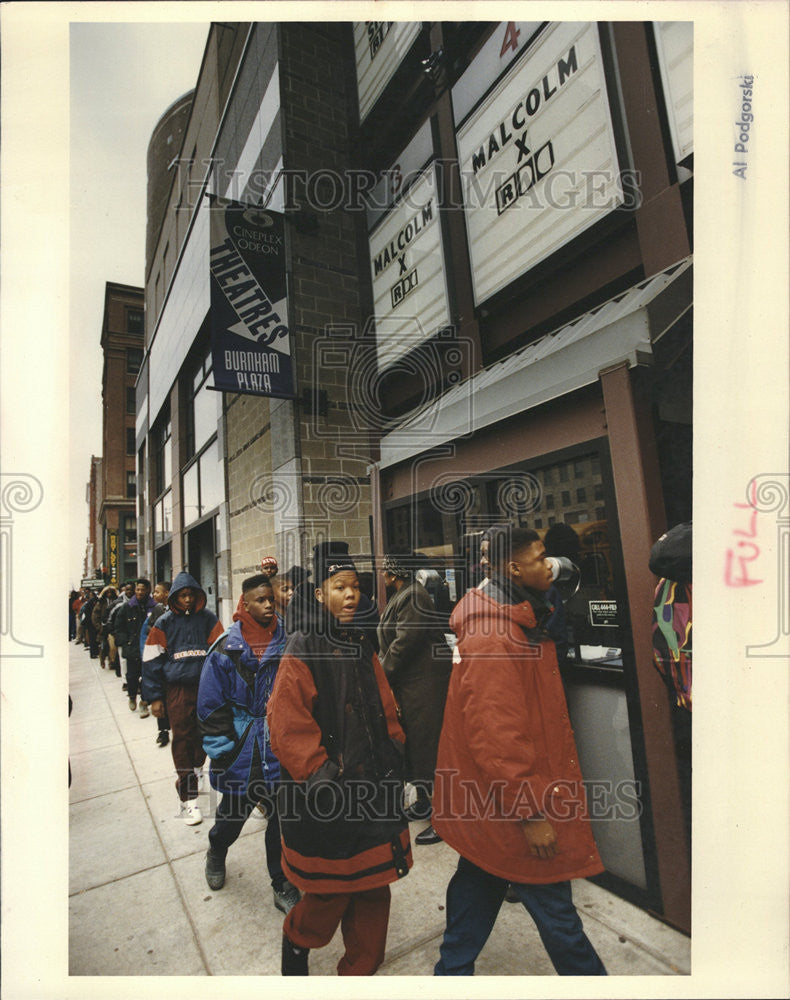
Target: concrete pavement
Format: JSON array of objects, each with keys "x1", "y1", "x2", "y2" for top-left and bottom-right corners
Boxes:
[{"x1": 69, "y1": 639, "x2": 690, "y2": 977}]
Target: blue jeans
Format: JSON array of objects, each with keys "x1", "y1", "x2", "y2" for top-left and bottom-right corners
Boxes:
[{"x1": 435, "y1": 856, "x2": 606, "y2": 976}]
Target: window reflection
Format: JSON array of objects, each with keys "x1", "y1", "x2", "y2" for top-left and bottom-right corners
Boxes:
[{"x1": 384, "y1": 450, "x2": 623, "y2": 669}]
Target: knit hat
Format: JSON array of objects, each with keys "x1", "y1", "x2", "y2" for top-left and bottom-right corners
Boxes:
[
  {"x1": 382, "y1": 553, "x2": 413, "y2": 580},
  {"x1": 313, "y1": 541, "x2": 357, "y2": 585},
  {"x1": 260, "y1": 555, "x2": 279, "y2": 575},
  {"x1": 282, "y1": 564, "x2": 311, "y2": 587}
]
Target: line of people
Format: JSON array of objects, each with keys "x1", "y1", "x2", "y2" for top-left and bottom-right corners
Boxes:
[
  {"x1": 73, "y1": 530, "x2": 607, "y2": 977},
  {"x1": 71, "y1": 580, "x2": 175, "y2": 745}
]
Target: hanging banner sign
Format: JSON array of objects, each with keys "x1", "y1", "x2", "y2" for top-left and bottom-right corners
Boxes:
[
  {"x1": 208, "y1": 196, "x2": 295, "y2": 399},
  {"x1": 455, "y1": 22, "x2": 624, "y2": 306},
  {"x1": 109, "y1": 531, "x2": 118, "y2": 587}
]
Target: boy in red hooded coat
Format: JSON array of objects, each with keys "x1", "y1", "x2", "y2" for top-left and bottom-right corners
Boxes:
[{"x1": 432, "y1": 526, "x2": 606, "y2": 976}]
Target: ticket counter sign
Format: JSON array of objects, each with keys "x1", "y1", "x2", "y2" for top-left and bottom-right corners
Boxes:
[
  {"x1": 368, "y1": 162, "x2": 451, "y2": 370},
  {"x1": 589, "y1": 600, "x2": 618, "y2": 627},
  {"x1": 454, "y1": 22, "x2": 624, "y2": 306},
  {"x1": 354, "y1": 21, "x2": 422, "y2": 122}
]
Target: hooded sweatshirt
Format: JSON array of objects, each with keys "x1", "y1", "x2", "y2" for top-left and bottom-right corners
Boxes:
[{"x1": 141, "y1": 571, "x2": 224, "y2": 701}]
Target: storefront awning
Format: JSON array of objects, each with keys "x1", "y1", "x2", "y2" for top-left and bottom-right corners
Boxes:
[{"x1": 378, "y1": 257, "x2": 692, "y2": 470}]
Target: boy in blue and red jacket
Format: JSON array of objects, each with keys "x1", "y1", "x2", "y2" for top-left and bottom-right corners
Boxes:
[
  {"x1": 142, "y1": 572, "x2": 224, "y2": 825},
  {"x1": 196, "y1": 572, "x2": 299, "y2": 914}
]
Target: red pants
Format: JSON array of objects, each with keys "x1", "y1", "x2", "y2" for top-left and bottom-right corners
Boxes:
[
  {"x1": 166, "y1": 682, "x2": 206, "y2": 802},
  {"x1": 283, "y1": 885, "x2": 391, "y2": 975}
]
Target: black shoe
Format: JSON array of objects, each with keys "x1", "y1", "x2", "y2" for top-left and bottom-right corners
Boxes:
[
  {"x1": 156, "y1": 731, "x2": 169, "y2": 747},
  {"x1": 404, "y1": 801, "x2": 432, "y2": 822},
  {"x1": 273, "y1": 880, "x2": 301, "y2": 915},
  {"x1": 281, "y1": 934, "x2": 309, "y2": 976},
  {"x1": 122, "y1": 683, "x2": 128, "y2": 691},
  {"x1": 504, "y1": 884, "x2": 520, "y2": 903},
  {"x1": 415, "y1": 824, "x2": 443, "y2": 846},
  {"x1": 205, "y1": 850, "x2": 226, "y2": 891}
]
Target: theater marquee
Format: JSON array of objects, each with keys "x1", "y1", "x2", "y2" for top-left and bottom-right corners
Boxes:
[
  {"x1": 369, "y1": 161, "x2": 451, "y2": 371},
  {"x1": 653, "y1": 22, "x2": 693, "y2": 164},
  {"x1": 354, "y1": 21, "x2": 422, "y2": 122},
  {"x1": 454, "y1": 22, "x2": 624, "y2": 306}
]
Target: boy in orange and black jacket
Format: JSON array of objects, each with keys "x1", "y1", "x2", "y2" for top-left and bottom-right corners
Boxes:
[{"x1": 267, "y1": 541, "x2": 412, "y2": 976}]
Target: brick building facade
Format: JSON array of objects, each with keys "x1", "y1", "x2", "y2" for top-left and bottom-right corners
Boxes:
[{"x1": 98, "y1": 281, "x2": 144, "y2": 586}]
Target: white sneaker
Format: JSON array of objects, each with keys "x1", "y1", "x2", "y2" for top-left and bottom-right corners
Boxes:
[
  {"x1": 183, "y1": 801, "x2": 203, "y2": 825},
  {"x1": 138, "y1": 701, "x2": 150, "y2": 719}
]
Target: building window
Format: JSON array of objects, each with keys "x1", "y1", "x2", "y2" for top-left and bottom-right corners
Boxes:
[
  {"x1": 126, "y1": 387, "x2": 136, "y2": 414},
  {"x1": 574, "y1": 460, "x2": 585, "y2": 478},
  {"x1": 185, "y1": 349, "x2": 216, "y2": 460},
  {"x1": 126, "y1": 427, "x2": 136, "y2": 455},
  {"x1": 382, "y1": 447, "x2": 620, "y2": 667},
  {"x1": 127, "y1": 309, "x2": 143, "y2": 334},
  {"x1": 559, "y1": 465, "x2": 569, "y2": 482},
  {"x1": 126, "y1": 470, "x2": 136, "y2": 499},
  {"x1": 154, "y1": 491, "x2": 173, "y2": 546},
  {"x1": 594, "y1": 484, "x2": 603, "y2": 501},
  {"x1": 577, "y1": 487, "x2": 587, "y2": 503},
  {"x1": 182, "y1": 437, "x2": 222, "y2": 528},
  {"x1": 120, "y1": 514, "x2": 136, "y2": 545},
  {"x1": 153, "y1": 410, "x2": 172, "y2": 497},
  {"x1": 127, "y1": 348, "x2": 143, "y2": 374}
]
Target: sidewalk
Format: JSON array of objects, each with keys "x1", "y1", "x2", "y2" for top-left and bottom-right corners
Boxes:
[{"x1": 69, "y1": 639, "x2": 690, "y2": 977}]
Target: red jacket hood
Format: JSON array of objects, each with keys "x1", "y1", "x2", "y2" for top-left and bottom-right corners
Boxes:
[{"x1": 449, "y1": 586, "x2": 538, "y2": 644}]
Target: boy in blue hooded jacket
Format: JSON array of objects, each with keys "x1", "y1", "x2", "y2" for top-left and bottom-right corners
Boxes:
[
  {"x1": 197, "y1": 573, "x2": 300, "y2": 914},
  {"x1": 143, "y1": 572, "x2": 224, "y2": 825}
]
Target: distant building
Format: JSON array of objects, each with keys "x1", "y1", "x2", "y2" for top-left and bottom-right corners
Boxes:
[
  {"x1": 97, "y1": 281, "x2": 144, "y2": 585},
  {"x1": 86, "y1": 455, "x2": 102, "y2": 577}
]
